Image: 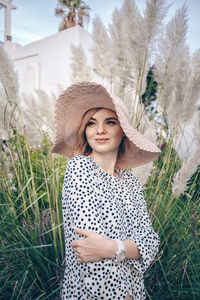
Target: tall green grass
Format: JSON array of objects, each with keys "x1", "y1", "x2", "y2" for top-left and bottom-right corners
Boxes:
[
  {"x1": 0, "y1": 127, "x2": 199, "y2": 299},
  {"x1": 144, "y1": 139, "x2": 200, "y2": 299},
  {"x1": 0, "y1": 128, "x2": 67, "y2": 299}
]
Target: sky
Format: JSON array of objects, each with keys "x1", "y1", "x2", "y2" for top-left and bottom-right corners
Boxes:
[{"x1": 0, "y1": 0, "x2": 200, "y2": 54}]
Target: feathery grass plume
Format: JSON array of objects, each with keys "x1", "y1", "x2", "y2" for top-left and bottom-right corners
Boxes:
[
  {"x1": 122, "y1": 0, "x2": 167, "y2": 78},
  {"x1": 136, "y1": 0, "x2": 168, "y2": 112},
  {"x1": 109, "y1": 7, "x2": 133, "y2": 97},
  {"x1": 129, "y1": 112, "x2": 158, "y2": 185},
  {"x1": 0, "y1": 45, "x2": 20, "y2": 138},
  {"x1": 165, "y1": 47, "x2": 200, "y2": 131},
  {"x1": 0, "y1": 45, "x2": 19, "y2": 105},
  {"x1": 156, "y1": 2, "x2": 188, "y2": 113},
  {"x1": 166, "y1": 45, "x2": 191, "y2": 127},
  {"x1": 182, "y1": 48, "x2": 200, "y2": 122},
  {"x1": 0, "y1": 90, "x2": 7, "y2": 138},
  {"x1": 117, "y1": 0, "x2": 168, "y2": 124},
  {"x1": 120, "y1": 0, "x2": 142, "y2": 74},
  {"x1": 162, "y1": 47, "x2": 200, "y2": 131},
  {"x1": 133, "y1": 161, "x2": 153, "y2": 185},
  {"x1": 70, "y1": 45, "x2": 92, "y2": 83},
  {"x1": 172, "y1": 144, "x2": 200, "y2": 196},
  {"x1": 192, "y1": 110, "x2": 200, "y2": 144},
  {"x1": 91, "y1": 16, "x2": 114, "y2": 87},
  {"x1": 140, "y1": 0, "x2": 168, "y2": 65},
  {"x1": 20, "y1": 90, "x2": 56, "y2": 146},
  {"x1": 141, "y1": 113, "x2": 158, "y2": 143}
]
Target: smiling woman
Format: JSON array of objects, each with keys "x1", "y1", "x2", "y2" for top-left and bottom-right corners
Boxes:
[{"x1": 52, "y1": 81, "x2": 161, "y2": 299}]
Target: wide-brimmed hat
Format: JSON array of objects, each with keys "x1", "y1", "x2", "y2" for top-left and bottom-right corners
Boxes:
[{"x1": 52, "y1": 81, "x2": 161, "y2": 169}]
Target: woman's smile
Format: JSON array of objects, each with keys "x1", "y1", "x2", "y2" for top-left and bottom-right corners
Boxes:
[{"x1": 95, "y1": 138, "x2": 109, "y2": 143}]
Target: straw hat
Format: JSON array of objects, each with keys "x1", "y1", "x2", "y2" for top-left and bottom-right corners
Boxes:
[{"x1": 52, "y1": 81, "x2": 161, "y2": 169}]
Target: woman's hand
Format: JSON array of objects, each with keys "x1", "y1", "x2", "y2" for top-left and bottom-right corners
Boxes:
[{"x1": 71, "y1": 228, "x2": 117, "y2": 263}]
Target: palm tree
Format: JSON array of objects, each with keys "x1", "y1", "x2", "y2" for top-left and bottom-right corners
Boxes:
[{"x1": 55, "y1": 0, "x2": 90, "y2": 31}]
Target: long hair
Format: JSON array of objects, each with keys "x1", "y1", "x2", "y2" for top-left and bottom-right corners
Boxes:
[{"x1": 74, "y1": 108, "x2": 127, "y2": 158}]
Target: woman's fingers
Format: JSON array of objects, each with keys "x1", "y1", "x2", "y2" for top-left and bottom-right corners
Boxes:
[
  {"x1": 73, "y1": 227, "x2": 90, "y2": 237},
  {"x1": 74, "y1": 250, "x2": 86, "y2": 262},
  {"x1": 71, "y1": 240, "x2": 79, "y2": 248},
  {"x1": 70, "y1": 229, "x2": 108, "y2": 262}
]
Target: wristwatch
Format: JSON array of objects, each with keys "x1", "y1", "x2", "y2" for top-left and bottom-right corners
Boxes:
[{"x1": 114, "y1": 239, "x2": 126, "y2": 263}]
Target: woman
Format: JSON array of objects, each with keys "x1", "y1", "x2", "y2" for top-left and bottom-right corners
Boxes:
[{"x1": 52, "y1": 82, "x2": 161, "y2": 300}]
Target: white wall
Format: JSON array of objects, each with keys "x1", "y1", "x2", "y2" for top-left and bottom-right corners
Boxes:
[{"x1": 9, "y1": 25, "x2": 93, "y2": 96}]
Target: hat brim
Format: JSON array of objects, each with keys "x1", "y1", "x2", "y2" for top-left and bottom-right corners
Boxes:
[{"x1": 52, "y1": 82, "x2": 161, "y2": 169}]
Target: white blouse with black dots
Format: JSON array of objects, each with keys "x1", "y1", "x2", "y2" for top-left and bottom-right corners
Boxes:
[{"x1": 62, "y1": 155, "x2": 160, "y2": 300}]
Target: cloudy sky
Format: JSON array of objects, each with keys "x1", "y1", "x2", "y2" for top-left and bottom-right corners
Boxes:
[{"x1": 0, "y1": 0, "x2": 200, "y2": 53}]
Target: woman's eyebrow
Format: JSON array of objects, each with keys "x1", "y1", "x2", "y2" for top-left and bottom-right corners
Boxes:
[{"x1": 90, "y1": 117, "x2": 118, "y2": 121}]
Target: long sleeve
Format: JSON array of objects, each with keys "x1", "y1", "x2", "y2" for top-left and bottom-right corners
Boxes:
[
  {"x1": 126, "y1": 175, "x2": 160, "y2": 274},
  {"x1": 62, "y1": 156, "x2": 105, "y2": 236},
  {"x1": 62, "y1": 156, "x2": 115, "y2": 298}
]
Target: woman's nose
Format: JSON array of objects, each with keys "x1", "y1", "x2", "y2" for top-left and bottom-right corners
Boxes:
[{"x1": 97, "y1": 123, "x2": 106, "y2": 134}]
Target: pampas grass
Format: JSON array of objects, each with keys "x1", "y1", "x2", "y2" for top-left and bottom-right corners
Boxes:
[
  {"x1": 92, "y1": 0, "x2": 168, "y2": 123},
  {"x1": 172, "y1": 144, "x2": 200, "y2": 196},
  {"x1": 91, "y1": 1, "x2": 200, "y2": 138},
  {"x1": 155, "y1": 2, "x2": 188, "y2": 105},
  {"x1": 0, "y1": 45, "x2": 20, "y2": 138},
  {"x1": 0, "y1": 45, "x2": 19, "y2": 105},
  {"x1": 91, "y1": 16, "x2": 114, "y2": 85},
  {"x1": 20, "y1": 90, "x2": 56, "y2": 146},
  {"x1": 132, "y1": 161, "x2": 153, "y2": 186},
  {"x1": 0, "y1": 45, "x2": 56, "y2": 147},
  {"x1": 70, "y1": 45, "x2": 92, "y2": 83}
]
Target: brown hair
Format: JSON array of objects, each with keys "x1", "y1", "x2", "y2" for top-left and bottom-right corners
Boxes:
[{"x1": 74, "y1": 107, "x2": 127, "y2": 158}]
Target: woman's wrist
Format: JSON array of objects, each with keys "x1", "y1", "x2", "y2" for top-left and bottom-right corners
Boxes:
[
  {"x1": 103, "y1": 239, "x2": 118, "y2": 259},
  {"x1": 103, "y1": 239, "x2": 140, "y2": 260}
]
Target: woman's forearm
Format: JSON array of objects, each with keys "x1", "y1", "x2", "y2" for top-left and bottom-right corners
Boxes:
[
  {"x1": 123, "y1": 240, "x2": 140, "y2": 259},
  {"x1": 71, "y1": 228, "x2": 141, "y2": 262},
  {"x1": 107, "y1": 239, "x2": 141, "y2": 260}
]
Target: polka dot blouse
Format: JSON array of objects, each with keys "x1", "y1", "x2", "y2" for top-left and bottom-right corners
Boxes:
[{"x1": 62, "y1": 155, "x2": 160, "y2": 299}]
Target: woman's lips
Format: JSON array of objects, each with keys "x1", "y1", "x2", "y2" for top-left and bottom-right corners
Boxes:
[{"x1": 95, "y1": 138, "x2": 109, "y2": 143}]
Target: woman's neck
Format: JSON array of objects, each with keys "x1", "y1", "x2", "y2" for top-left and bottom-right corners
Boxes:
[{"x1": 89, "y1": 152, "x2": 118, "y2": 177}]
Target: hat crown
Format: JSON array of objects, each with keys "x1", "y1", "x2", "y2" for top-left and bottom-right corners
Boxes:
[{"x1": 59, "y1": 82, "x2": 111, "y2": 102}]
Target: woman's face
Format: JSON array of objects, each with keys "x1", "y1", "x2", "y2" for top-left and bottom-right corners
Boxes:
[{"x1": 85, "y1": 109, "x2": 124, "y2": 156}]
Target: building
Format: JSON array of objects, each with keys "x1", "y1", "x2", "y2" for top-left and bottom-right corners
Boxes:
[
  {"x1": 8, "y1": 25, "x2": 93, "y2": 95},
  {"x1": 0, "y1": 0, "x2": 93, "y2": 96}
]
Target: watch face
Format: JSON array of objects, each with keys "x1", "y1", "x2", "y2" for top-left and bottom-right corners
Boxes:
[{"x1": 118, "y1": 249, "x2": 126, "y2": 261}]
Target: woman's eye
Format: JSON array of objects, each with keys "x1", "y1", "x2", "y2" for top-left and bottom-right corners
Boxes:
[
  {"x1": 87, "y1": 121, "x2": 95, "y2": 126},
  {"x1": 106, "y1": 121, "x2": 116, "y2": 125}
]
